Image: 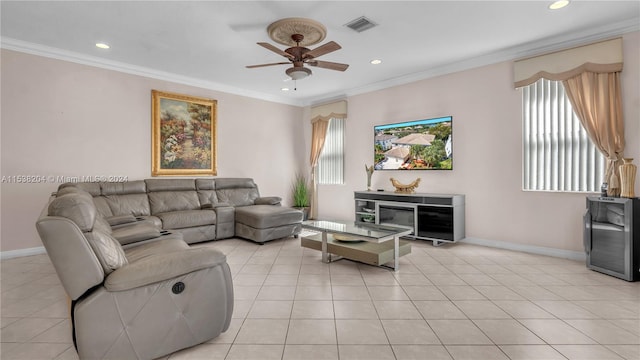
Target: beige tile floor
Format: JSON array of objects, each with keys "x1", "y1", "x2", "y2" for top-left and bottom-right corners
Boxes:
[{"x1": 1, "y1": 237, "x2": 639, "y2": 360}]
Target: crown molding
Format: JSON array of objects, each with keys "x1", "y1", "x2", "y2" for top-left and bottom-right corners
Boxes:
[
  {"x1": 0, "y1": 37, "x2": 305, "y2": 107},
  {"x1": 306, "y1": 18, "x2": 639, "y2": 106}
]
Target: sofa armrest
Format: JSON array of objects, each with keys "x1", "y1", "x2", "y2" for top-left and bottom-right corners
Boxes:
[
  {"x1": 111, "y1": 223, "x2": 161, "y2": 245},
  {"x1": 105, "y1": 214, "x2": 138, "y2": 226},
  {"x1": 104, "y1": 248, "x2": 227, "y2": 291},
  {"x1": 255, "y1": 196, "x2": 282, "y2": 205},
  {"x1": 213, "y1": 205, "x2": 235, "y2": 225}
]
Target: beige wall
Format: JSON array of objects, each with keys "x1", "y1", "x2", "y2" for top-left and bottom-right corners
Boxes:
[
  {"x1": 315, "y1": 31, "x2": 639, "y2": 254},
  {"x1": 1, "y1": 31, "x2": 637, "y2": 256},
  {"x1": 1, "y1": 49, "x2": 304, "y2": 252}
]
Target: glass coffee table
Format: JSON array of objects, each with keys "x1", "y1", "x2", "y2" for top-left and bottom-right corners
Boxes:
[{"x1": 301, "y1": 220, "x2": 412, "y2": 271}]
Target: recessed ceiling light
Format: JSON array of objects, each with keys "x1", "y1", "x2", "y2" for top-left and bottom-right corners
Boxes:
[
  {"x1": 549, "y1": 0, "x2": 569, "y2": 10},
  {"x1": 95, "y1": 42, "x2": 110, "y2": 49},
  {"x1": 281, "y1": 87, "x2": 290, "y2": 91},
  {"x1": 370, "y1": 59, "x2": 382, "y2": 65}
]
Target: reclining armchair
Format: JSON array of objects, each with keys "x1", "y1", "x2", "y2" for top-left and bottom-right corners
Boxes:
[{"x1": 36, "y1": 191, "x2": 233, "y2": 359}]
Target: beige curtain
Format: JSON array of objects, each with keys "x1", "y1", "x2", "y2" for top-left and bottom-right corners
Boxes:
[
  {"x1": 563, "y1": 72, "x2": 625, "y2": 196},
  {"x1": 309, "y1": 100, "x2": 347, "y2": 219},
  {"x1": 309, "y1": 118, "x2": 329, "y2": 219},
  {"x1": 514, "y1": 38, "x2": 625, "y2": 195}
]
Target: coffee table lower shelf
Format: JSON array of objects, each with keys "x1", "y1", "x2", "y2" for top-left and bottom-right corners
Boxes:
[{"x1": 300, "y1": 233, "x2": 412, "y2": 267}]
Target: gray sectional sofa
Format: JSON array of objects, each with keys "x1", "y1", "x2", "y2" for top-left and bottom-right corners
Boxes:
[
  {"x1": 37, "y1": 182, "x2": 235, "y2": 359},
  {"x1": 35, "y1": 177, "x2": 303, "y2": 358},
  {"x1": 57, "y1": 177, "x2": 303, "y2": 245}
]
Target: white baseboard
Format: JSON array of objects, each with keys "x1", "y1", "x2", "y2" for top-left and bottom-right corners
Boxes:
[
  {"x1": 0, "y1": 246, "x2": 46, "y2": 260},
  {"x1": 460, "y1": 237, "x2": 586, "y2": 262}
]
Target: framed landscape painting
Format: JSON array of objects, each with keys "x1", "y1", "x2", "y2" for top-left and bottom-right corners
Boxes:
[{"x1": 151, "y1": 90, "x2": 217, "y2": 176}]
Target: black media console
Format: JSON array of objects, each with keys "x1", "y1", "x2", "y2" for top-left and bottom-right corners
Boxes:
[{"x1": 354, "y1": 191, "x2": 465, "y2": 246}]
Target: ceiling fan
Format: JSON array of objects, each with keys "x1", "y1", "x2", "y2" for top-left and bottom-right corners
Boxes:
[{"x1": 246, "y1": 18, "x2": 349, "y2": 81}]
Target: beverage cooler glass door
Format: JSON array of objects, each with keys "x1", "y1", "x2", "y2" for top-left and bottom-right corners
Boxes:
[{"x1": 584, "y1": 197, "x2": 632, "y2": 280}]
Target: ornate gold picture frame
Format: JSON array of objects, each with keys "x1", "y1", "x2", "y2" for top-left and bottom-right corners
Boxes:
[{"x1": 151, "y1": 90, "x2": 217, "y2": 176}]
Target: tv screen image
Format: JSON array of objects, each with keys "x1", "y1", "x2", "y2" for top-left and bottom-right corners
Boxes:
[{"x1": 374, "y1": 116, "x2": 452, "y2": 170}]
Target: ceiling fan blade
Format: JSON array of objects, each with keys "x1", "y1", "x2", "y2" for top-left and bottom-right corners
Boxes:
[
  {"x1": 308, "y1": 60, "x2": 349, "y2": 72},
  {"x1": 257, "y1": 42, "x2": 294, "y2": 59},
  {"x1": 246, "y1": 62, "x2": 291, "y2": 69},
  {"x1": 303, "y1": 41, "x2": 341, "y2": 59}
]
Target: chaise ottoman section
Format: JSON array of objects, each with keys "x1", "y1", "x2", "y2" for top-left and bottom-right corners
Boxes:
[{"x1": 234, "y1": 205, "x2": 303, "y2": 243}]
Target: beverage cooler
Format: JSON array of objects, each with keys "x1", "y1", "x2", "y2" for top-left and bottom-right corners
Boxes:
[{"x1": 584, "y1": 197, "x2": 639, "y2": 281}]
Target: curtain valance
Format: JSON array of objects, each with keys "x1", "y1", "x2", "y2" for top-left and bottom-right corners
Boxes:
[
  {"x1": 514, "y1": 38, "x2": 623, "y2": 88},
  {"x1": 310, "y1": 100, "x2": 347, "y2": 123}
]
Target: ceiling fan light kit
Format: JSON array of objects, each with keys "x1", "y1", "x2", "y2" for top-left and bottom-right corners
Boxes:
[
  {"x1": 247, "y1": 17, "x2": 349, "y2": 82},
  {"x1": 286, "y1": 66, "x2": 312, "y2": 80}
]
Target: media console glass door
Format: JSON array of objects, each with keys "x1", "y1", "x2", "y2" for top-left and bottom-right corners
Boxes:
[
  {"x1": 418, "y1": 205, "x2": 454, "y2": 241},
  {"x1": 377, "y1": 202, "x2": 417, "y2": 234}
]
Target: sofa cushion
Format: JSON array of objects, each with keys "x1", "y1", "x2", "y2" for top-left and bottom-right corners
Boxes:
[
  {"x1": 156, "y1": 210, "x2": 217, "y2": 229},
  {"x1": 56, "y1": 186, "x2": 95, "y2": 199},
  {"x1": 145, "y1": 178, "x2": 196, "y2": 192},
  {"x1": 103, "y1": 194, "x2": 151, "y2": 216},
  {"x1": 124, "y1": 238, "x2": 189, "y2": 263},
  {"x1": 195, "y1": 178, "x2": 215, "y2": 190},
  {"x1": 101, "y1": 180, "x2": 146, "y2": 195},
  {"x1": 235, "y1": 205, "x2": 303, "y2": 229},
  {"x1": 136, "y1": 215, "x2": 163, "y2": 229},
  {"x1": 84, "y1": 231, "x2": 128, "y2": 274},
  {"x1": 214, "y1": 178, "x2": 255, "y2": 189},
  {"x1": 148, "y1": 191, "x2": 200, "y2": 214},
  {"x1": 48, "y1": 194, "x2": 96, "y2": 232},
  {"x1": 93, "y1": 214, "x2": 113, "y2": 234},
  {"x1": 216, "y1": 189, "x2": 258, "y2": 206},
  {"x1": 59, "y1": 182, "x2": 101, "y2": 196},
  {"x1": 214, "y1": 178, "x2": 259, "y2": 207},
  {"x1": 104, "y1": 247, "x2": 227, "y2": 292},
  {"x1": 197, "y1": 190, "x2": 219, "y2": 208},
  {"x1": 194, "y1": 180, "x2": 221, "y2": 227},
  {"x1": 92, "y1": 196, "x2": 114, "y2": 217},
  {"x1": 174, "y1": 226, "x2": 217, "y2": 244}
]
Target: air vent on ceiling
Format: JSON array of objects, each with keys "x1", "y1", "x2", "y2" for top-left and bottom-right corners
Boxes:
[{"x1": 344, "y1": 16, "x2": 377, "y2": 33}]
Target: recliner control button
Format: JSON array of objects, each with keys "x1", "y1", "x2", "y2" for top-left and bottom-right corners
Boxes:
[{"x1": 172, "y1": 282, "x2": 185, "y2": 294}]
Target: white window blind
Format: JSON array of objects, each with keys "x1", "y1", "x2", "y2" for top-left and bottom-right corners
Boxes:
[
  {"x1": 522, "y1": 78, "x2": 604, "y2": 192},
  {"x1": 318, "y1": 117, "x2": 345, "y2": 185}
]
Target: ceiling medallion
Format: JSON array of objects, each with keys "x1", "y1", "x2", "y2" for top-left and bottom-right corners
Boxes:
[{"x1": 267, "y1": 18, "x2": 327, "y2": 47}]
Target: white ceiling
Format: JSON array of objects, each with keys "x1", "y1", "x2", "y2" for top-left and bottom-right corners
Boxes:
[{"x1": 1, "y1": 1, "x2": 639, "y2": 106}]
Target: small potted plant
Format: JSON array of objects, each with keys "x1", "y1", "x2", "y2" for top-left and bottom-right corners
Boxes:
[
  {"x1": 361, "y1": 214, "x2": 375, "y2": 223},
  {"x1": 292, "y1": 173, "x2": 310, "y2": 220}
]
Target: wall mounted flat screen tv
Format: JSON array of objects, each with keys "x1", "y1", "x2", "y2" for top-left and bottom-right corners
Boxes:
[{"x1": 374, "y1": 116, "x2": 452, "y2": 170}]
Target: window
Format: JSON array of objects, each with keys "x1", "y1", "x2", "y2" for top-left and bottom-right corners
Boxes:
[
  {"x1": 318, "y1": 117, "x2": 345, "y2": 185},
  {"x1": 522, "y1": 78, "x2": 604, "y2": 192}
]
